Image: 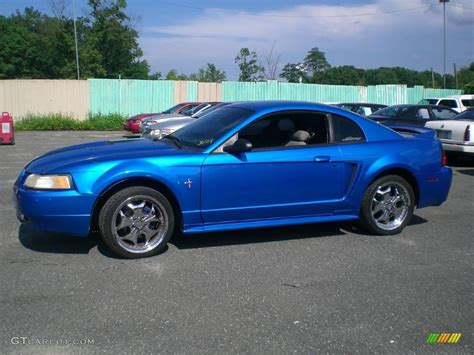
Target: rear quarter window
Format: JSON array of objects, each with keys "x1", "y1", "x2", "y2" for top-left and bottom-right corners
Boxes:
[
  {"x1": 332, "y1": 115, "x2": 366, "y2": 143},
  {"x1": 438, "y1": 99, "x2": 458, "y2": 108},
  {"x1": 461, "y1": 99, "x2": 474, "y2": 107},
  {"x1": 431, "y1": 108, "x2": 457, "y2": 119}
]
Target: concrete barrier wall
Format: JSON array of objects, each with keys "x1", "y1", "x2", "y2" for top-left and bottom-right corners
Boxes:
[{"x1": 0, "y1": 79, "x2": 463, "y2": 119}]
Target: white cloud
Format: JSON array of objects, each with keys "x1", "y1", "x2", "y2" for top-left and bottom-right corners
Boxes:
[{"x1": 139, "y1": 0, "x2": 474, "y2": 79}]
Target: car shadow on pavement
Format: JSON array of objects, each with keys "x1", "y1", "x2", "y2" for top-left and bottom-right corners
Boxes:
[
  {"x1": 19, "y1": 216, "x2": 429, "y2": 255},
  {"x1": 19, "y1": 225, "x2": 98, "y2": 255},
  {"x1": 456, "y1": 168, "x2": 474, "y2": 177},
  {"x1": 170, "y1": 222, "x2": 349, "y2": 250},
  {"x1": 448, "y1": 156, "x2": 474, "y2": 167}
]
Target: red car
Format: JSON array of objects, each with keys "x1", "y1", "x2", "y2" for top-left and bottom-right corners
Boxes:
[{"x1": 122, "y1": 102, "x2": 200, "y2": 134}]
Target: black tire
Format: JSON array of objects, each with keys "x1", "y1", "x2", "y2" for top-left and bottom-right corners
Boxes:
[
  {"x1": 98, "y1": 186, "x2": 175, "y2": 258},
  {"x1": 358, "y1": 175, "x2": 415, "y2": 235}
]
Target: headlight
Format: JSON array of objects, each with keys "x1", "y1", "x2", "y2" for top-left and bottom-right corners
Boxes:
[
  {"x1": 159, "y1": 128, "x2": 174, "y2": 136},
  {"x1": 24, "y1": 174, "x2": 72, "y2": 190}
]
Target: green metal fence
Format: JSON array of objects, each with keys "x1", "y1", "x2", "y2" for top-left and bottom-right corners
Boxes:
[
  {"x1": 89, "y1": 79, "x2": 463, "y2": 115},
  {"x1": 89, "y1": 79, "x2": 174, "y2": 116},
  {"x1": 223, "y1": 81, "x2": 462, "y2": 105}
]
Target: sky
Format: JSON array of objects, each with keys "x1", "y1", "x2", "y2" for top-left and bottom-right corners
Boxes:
[{"x1": 1, "y1": 0, "x2": 473, "y2": 80}]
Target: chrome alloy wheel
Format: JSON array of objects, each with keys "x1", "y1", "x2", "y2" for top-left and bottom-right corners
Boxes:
[
  {"x1": 370, "y1": 182, "x2": 411, "y2": 231},
  {"x1": 111, "y1": 195, "x2": 168, "y2": 254}
]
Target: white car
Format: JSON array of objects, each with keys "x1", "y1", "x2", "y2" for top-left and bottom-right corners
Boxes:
[
  {"x1": 425, "y1": 108, "x2": 474, "y2": 157},
  {"x1": 419, "y1": 95, "x2": 474, "y2": 113}
]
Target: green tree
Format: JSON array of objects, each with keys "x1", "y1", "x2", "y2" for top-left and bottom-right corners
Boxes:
[
  {"x1": 364, "y1": 68, "x2": 398, "y2": 85},
  {"x1": 235, "y1": 48, "x2": 263, "y2": 82},
  {"x1": 0, "y1": 8, "x2": 56, "y2": 78},
  {"x1": 457, "y1": 62, "x2": 474, "y2": 93},
  {"x1": 87, "y1": 0, "x2": 149, "y2": 78},
  {"x1": 303, "y1": 47, "x2": 331, "y2": 81},
  {"x1": 189, "y1": 63, "x2": 226, "y2": 82},
  {"x1": 165, "y1": 69, "x2": 187, "y2": 80},
  {"x1": 148, "y1": 71, "x2": 162, "y2": 80},
  {"x1": 319, "y1": 65, "x2": 365, "y2": 85},
  {"x1": 279, "y1": 63, "x2": 307, "y2": 83},
  {"x1": 0, "y1": 2, "x2": 150, "y2": 79}
]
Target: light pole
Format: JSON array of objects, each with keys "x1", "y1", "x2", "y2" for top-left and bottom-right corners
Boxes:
[
  {"x1": 439, "y1": 0, "x2": 449, "y2": 88},
  {"x1": 72, "y1": 0, "x2": 80, "y2": 80}
]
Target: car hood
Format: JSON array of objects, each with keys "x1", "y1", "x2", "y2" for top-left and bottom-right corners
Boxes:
[
  {"x1": 144, "y1": 113, "x2": 185, "y2": 122},
  {"x1": 149, "y1": 117, "x2": 195, "y2": 130},
  {"x1": 26, "y1": 138, "x2": 183, "y2": 173}
]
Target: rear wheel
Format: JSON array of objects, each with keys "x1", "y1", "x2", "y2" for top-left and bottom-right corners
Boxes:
[
  {"x1": 98, "y1": 187, "x2": 174, "y2": 258},
  {"x1": 359, "y1": 175, "x2": 414, "y2": 235}
]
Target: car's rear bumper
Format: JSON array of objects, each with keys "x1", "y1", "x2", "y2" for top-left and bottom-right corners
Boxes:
[
  {"x1": 417, "y1": 167, "x2": 452, "y2": 208},
  {"x1": 440, "y1": 141, "x2": 474, "y2": 155},
  {"x1": 14, "y1": 182, "x2": 96, "y2": 237}
]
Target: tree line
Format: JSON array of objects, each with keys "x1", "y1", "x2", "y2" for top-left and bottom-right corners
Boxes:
[
  {"x1": 0, "y1": 2, "x2": 472, "y2": 92},
  {"x1": 277, "y1": 47, "x2": 473, "y2": 91}
]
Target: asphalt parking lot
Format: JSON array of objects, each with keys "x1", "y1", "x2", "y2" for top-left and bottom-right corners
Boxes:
[{"x1": 1, "y1": 131, "x2": 472, "y2": 353}]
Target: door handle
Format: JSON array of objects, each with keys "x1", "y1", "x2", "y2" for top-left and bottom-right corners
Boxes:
[{"x1": 314, "y1": 155, "x2": 331, "y2": 163}]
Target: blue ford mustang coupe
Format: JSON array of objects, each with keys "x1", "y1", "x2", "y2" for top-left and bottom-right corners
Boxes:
[{"x1": 14, "y1": 101, "x2": 452, "y2": 258}]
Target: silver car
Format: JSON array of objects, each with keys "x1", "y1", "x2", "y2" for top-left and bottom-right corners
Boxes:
[
  {"x1": 140, "y1": 103, "x2": 216, "y2": 133},
  {"x1": 143, "y1": 103, "x2": 229, "y2": 140}
]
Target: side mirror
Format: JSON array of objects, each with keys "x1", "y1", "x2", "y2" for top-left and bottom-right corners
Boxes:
[{"x1": 223, "y1": 139, "x2": 253, "y2": 154}]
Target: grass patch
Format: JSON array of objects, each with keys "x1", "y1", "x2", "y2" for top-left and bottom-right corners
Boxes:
[{"x1": 15, "y1": 113, "x2": 126, "y2": 131}]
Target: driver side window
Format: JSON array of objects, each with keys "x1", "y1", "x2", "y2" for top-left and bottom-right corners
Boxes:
[{"x1": 237, "y1": 111, "x2": 329, "y2": 150}]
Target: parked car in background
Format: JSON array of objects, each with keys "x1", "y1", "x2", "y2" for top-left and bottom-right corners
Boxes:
[
  {"x1": 425, "y1": 108, "x2": 474, "y2": 159},
  {"x1": 143, "y1": 103, "x2": 230, "y2": 140},
  {"x1": 419, "y1": 95, "x2": 474, "y2": 113},
  {"x1": 368, "y1": 104, "x2": 458, "y2": 126},
  {"x1": 335, "y1": 103, "x2": 387, "y2": 116},
  {"x1": 15, "y1": 101, "x2": 452, "y2": 258},
  {"x1": 162, "y1": 102, "x2": 201, "y2": 115},
  {"x1": 123, "y1": 113, "x2": 160, "y2": 134},
  {"x1": 140, "y1": 102, "x2": 220, "y2": 133},
  {"x1": 123, "y1": 103, "x2": 201, "y2": 134}
]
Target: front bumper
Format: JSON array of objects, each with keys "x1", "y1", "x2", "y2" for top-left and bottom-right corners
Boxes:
[
  {"x1": 123, "y1": 122, "x2": 141, "y2": 134},
  {"x1": 14, "y1": 176, "x2": 96, "y2": 237}
]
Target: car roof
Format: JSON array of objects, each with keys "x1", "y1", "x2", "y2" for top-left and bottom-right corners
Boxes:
[
  {"x1": 337, "y1": 102, "x2": 386, "y2": 106},
  {"x1": 388, "y1": 104, "x2": 440, "y2": 108},
  {"x1": 225, "y1": 100, "x2": 338, "y2": 111}
]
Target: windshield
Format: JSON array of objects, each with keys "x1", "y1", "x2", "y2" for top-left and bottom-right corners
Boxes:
[
  {"x1": 181, "y1": 104, "x2": 205, "y2": 116},
  {"x1": 453, "y1": 109, "x2": 474, "y2": 121},
  {"x1": 162, "y1": 104, "x2": 182, "y2": 114},
  {"x1": 171, "y1": 107, "x2": 254, "y2": 149},
  {"x1": 193, "y1": 103, "x2": 230, "y2": 118},
  {"x1": 419, "y1": 99, "x2": 438, "y2": 105},
  {"x1": 371, "y1": 106, "x2": 410, "y2": 118},
  {"x1": 461, "y1": 99, "x2": 474, "y2": 107}
]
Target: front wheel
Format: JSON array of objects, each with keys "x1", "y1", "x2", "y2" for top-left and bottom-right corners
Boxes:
[
  {"x1": 98, "y1": 187, "x2": 175, "y2": 258},
  {"x1": 359, "y1": 175, "x2": 414, "y2": 235}
]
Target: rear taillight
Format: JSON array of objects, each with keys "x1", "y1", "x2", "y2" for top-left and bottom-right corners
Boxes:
[
  {"x1": 441, "y1": 148, "x2": 447, "y2": 166},
  {"x1": 464, "y1": 125, "x2": 471, "y2": 141}
]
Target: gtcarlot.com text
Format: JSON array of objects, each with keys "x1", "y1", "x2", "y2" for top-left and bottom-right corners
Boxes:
[{"x1": 10, "y1": 336, "x2": 95, "y2": 346}]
